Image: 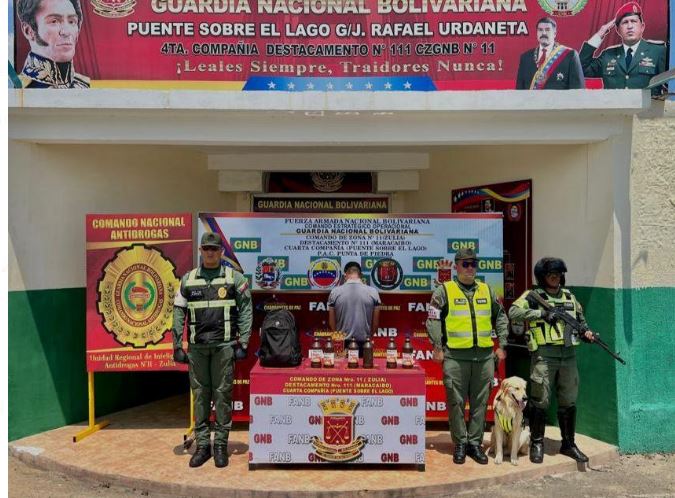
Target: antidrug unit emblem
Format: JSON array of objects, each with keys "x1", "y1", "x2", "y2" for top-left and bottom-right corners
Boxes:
[{"x1": 97, "y1": 244, "x2": 177, "y2": 347}]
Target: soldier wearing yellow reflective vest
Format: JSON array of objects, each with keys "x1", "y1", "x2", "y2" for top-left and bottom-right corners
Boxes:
[
  {"x1": 426, "y1": 248, "x2": 508, "y2": 465},
  {"x1": 509, "y1": 257, "x2": 595, "y2": 464},
  {"x1": 172, "y1": 232, "x2": 252, "y2": 468}
]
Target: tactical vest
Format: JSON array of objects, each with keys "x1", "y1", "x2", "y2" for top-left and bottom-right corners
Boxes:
[
  {"x1": 181, "y1": 266, "x2": 238, "y2": 344},
  {"x1": 527, "y1": 288, "x2": 579, "y2": 347},
  {"x1": 443, "y1": 280, "x2": 494, "y2": 349}
]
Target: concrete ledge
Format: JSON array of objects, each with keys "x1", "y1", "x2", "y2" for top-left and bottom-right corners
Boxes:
[
  {"x1": 9, "y1": 396, "x2": 619, "y2": 498},
  {"x1": 9, "y1": 89, "x2": 651, "y2": 114}
]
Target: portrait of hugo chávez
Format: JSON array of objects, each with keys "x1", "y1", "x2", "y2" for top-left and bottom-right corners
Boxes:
[
  {"x1": 580, "y1": 2, "x2": 667, "y2": 96},
  {"x1": 16, "y1": 0, "x2": 90, "y2": 88}
]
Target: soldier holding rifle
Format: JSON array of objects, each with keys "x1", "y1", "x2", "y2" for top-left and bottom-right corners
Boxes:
[{"x1": 509, "y1": 257, "x2": 595, "y2": 464}]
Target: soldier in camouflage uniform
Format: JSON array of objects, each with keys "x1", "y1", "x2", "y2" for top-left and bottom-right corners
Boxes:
[
  {"x1": 509, "y1": 257, "x2": 595, "y2": 464},
  {"x1": 173, "y1": 232, "x2": 252, "y2": 468}
]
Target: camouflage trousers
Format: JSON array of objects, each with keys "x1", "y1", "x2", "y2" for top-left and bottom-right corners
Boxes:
[{"x1": 529, "y1": 345, "x2": 579, "y2": 410}]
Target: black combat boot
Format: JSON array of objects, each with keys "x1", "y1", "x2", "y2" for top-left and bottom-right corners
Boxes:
[
  {"x1": 189, "y1": 445, "x2": 212, "y2": 468},
  {"x1": 453, "y1": 442, "x2": 466, "y2": 464},
  {"x1": 466, "y1": 444, "x2": 488, "y2": 465},
  {"x1": 529, "y1": 407, "x2": 547, "y2": 464},
  {"x1": 214, "y1": 444, "x2": 229, "y2": 468},
  {"x1": 558, "y1": 406, "x2": 589, "y2": 463}
]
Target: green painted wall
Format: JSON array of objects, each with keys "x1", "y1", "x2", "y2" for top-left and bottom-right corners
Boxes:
[
  {"x1": 10, "y1": 286, "x2": 674, "y2": 453},
  {"x1": 507, "y1": 285, "x2": 675, "y2": 452},
  {"x1": 569, "y1": 287, "x2": 619, "y2": 445},
  {"x1": 613, "y1": 287, "x2": 675, "y2": 453},
  {"x1": 8, "y1": 288, "x2": 188, "y2": 441}
]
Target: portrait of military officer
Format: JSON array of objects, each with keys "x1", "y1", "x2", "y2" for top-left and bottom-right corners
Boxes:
[
  {"x1": 516, "y1": 17, "x2": 585, "y2": 90},
  {"x1": 16, "y1": 0, "x2": 90, "y2": 88},
  {"x1": 580, "y1": 2, "x2": 666, "y2": 96}
]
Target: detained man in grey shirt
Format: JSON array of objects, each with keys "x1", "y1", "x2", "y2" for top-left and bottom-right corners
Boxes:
[{"x1": 328, "y1": 261, "x2": 381, "y2": 355}]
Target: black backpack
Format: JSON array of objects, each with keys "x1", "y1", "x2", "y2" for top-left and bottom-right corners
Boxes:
[{"x1": 258, "y1": 310, "x2": 302, "y2": 367}]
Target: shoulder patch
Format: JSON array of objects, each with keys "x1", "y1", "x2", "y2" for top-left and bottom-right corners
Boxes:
[
  {"x1": 645, "y1": 39, "x2": 665, "y2": 45},
  {"x1": 428, "y1": 306, "x2": 441, "y2": 320}
]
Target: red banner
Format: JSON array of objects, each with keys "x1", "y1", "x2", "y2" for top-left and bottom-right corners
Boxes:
[
  {"x1": 13, "y1": 0, "x2": 669, "y2": 90},
  {"x1": 85, "y1": 213, "x2": 193, "y2": 372}
]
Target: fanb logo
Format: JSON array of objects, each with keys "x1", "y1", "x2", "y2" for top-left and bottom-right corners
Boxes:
[
  {"x1": 537, "y1": 0, "x2": 588, "y2": 17},
  {"x1": 311, "y1": 398, "x2": 366, "y2": 462},
  {"x1": 97, "y1": 244, "x2": 177, "y2": 348}
]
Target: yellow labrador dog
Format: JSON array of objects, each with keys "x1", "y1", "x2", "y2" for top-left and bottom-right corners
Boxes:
[{"x1": 489, "y1": 376, "x2": 530, "y2": 465}]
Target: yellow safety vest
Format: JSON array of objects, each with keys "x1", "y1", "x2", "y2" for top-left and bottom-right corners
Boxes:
[
  {"x1": 443, "y1": 280, "x2": 494, "y2": 349},
  {"x1": 528, "y1": 289, "x2": 580, "y2": 347}
]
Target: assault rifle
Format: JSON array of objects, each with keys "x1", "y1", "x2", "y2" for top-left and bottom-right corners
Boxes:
[{"x1": 527, "y1": 291, "x2": 626, "y2": 365}]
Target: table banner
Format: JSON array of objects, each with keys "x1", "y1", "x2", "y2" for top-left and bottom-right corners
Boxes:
[
  {"x1": 249, "y1": 359, "x2": 426, "y2": 465},
  {"x1": 199, "y1": 213, "x2": 503, "y2": 421},
  {"x1": 12, "y1": 0, "x2": 668, "y2": 90},
  {"x1": 85, "y1": 213, "x2": 193, "y2": 372}
]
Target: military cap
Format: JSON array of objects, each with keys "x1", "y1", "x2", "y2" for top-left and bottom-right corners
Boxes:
[
  {"x1": 454, "y1": 247, "x2": 478, "y2": 261},
  {"x1": 200, "y1": 232, "x2": 223, "y2": 248},
  {"x1": 615, "y1": 2, "x2": 642, "y2": 25}
]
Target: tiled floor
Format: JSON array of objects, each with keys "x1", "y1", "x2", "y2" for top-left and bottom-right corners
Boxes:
[{"x1": 10, "y1": 396, "x2": 618, "y2": 498}]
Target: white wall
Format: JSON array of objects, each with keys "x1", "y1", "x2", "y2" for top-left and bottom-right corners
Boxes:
[
  {"x1": 9, "y1": 142, "x2": 236, "y2": 291},
  {"x1": 12, "y1": 127, "x2": 649, "y2": 293},
  {"x1": 630, "y1": 108, "x2": 675, "y2": 288},
  {"x1": 396, "y1": 143, "x2": 622, "y2": 289}
]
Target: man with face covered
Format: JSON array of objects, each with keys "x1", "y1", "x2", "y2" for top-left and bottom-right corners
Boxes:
[
  {"x1": 16, "y1": 0, "x2": 90, "y2": 88},
  {"x1": 580, "y1": 2, "x2": 666, "y2": 96},
  {"x1": 509, "y1": 258, "x2": 596, "y2": 464},
  {"x1": 516, "y1": 16, "x2": 584, "y2": 90}
]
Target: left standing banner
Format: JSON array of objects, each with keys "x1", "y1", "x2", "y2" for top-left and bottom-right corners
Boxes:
[{"x1": 86, "y1": 213, "x2": 193, "y2": 372}]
